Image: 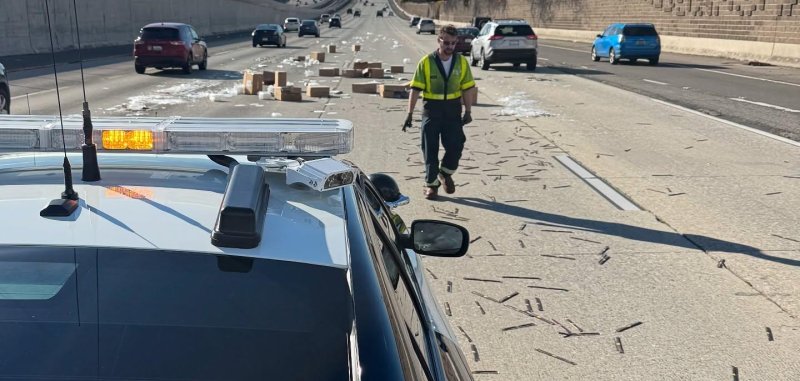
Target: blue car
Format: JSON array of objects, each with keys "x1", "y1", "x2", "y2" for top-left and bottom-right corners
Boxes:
[{"x1": 592, "y1": 23, "x2": 661, "y2": 65}]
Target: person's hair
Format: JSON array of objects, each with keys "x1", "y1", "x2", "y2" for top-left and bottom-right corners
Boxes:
[{"x1": 439, "y1": 24, "x2": 458, "y2": 38}]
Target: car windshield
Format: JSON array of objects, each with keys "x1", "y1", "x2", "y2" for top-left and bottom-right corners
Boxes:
[
  {"x1": 0, "y1": 247, "x2": 353, "y2": 380},
  {"x1": 421, "y1": 20, "x2": 433, "y2": 24},
  {"x1": 494, "y1": 24, "x2": 534, "y2": 37},
  {"x1": 458, "y1": 28, "x2": 479, "y2": 37},
  {"x1": 286, "y1": 18, "x2": 298, "y2": 22},
  {"x1": 256, "y1": 24, "x2": 278, "y2": 30},
  {"x1": 302, "y1": 20, "x2": 316, "y2": 25},
  {"x1": 140, "y1": 27, "x2": 180, "y2": 40},
  {"x1": 624, "y1": 25, "x2": 658, "y2": 36}
]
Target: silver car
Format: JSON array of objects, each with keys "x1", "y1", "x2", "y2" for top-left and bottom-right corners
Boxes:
[
  {"x1": 0, "y1": 63, "x2": 8, "y2": 114},
  {"x1": 283, "y1": 17, "x2": 300, "y2": 32},
  {"x1": 470, "y1": 19, "x2": 538, "y2": 71},
  {"x1": 417, "y1": 19, "x2": 436, "y2": 35}
]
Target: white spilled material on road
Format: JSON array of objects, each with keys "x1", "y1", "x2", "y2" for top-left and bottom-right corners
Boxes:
[
  {"x1": 643, "y1": 79, "x2": 668, "y2": 85},
  {"x1": 493, "y1": 93, "x2": 555, "y2": 118},
  {"x1": 105, "y1": 80, "x2": 225, "y2": 115},
  {"x1": 729, "y1": 97, "x2": 800, "y2": 113},
  {"x1": 651, "y1": 98, "x2": 800, "y2": 148},
  {"x1": 554, "y1": 155, "x2": 641, "y2": 211}
]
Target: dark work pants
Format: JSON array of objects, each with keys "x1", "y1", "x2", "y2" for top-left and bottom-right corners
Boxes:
[{"x1": 421, "y1": 99, "x2": 466, "y2": 187}]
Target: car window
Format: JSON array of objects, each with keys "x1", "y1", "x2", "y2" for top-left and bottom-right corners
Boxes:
[
  {"x1": 0, "y1": 246, "x2": 353, "y2": 380},
  {"x1": 624, "y1": 25, "x2": 658, "y2": 36},
  {"x1": 602, "y1": 25, "x2": 614, "y2": 36},
  {"x1": 140, "y1": 27, "x2": 180, "y2": 41},
  {"x1": 479, "y1": 24, "x2": 490, "y2": 36},
  {"x1": 457, "y1": 28, "x2": 478, "y2": 37},
  {"x1": 494, "y1": 24, "x2": 534, "y2": 37},
  {"x1": 190, "y1": 28, "x2": 199, "y2": 40}
]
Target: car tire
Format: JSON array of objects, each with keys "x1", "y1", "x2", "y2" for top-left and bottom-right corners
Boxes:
[
  {"x1": 513, "y1": 63, "x2": 521, "y2": 70},
  {"x1": 0, "y1": 86, "x2": 10, "y2": 114},
  {"x1": 252, "y1": 42, "x2": 257, "y2": 47},
  {"x1": 480, "y1": 50, "x2": 490, "y2": 71},
  {"x1": 609, "y1": 48, "x2": 618, "y2": 65},
  {"x1": 315, "y1": 33, "x2": 320, "y2": 38},
  {"x1": 526, "y1": 61, "x2": 536, "y2": 71},
  {"x1": 470, "y1": 53, "x2": 478, "y2": 67},
  {"x1": 591, "y1": 46, "x2": 600, "y2": 62},
  {"x1": 416, "y1": 30, "x2": 420, "y2": 34},
  {"x1": 299, "y1": 33, "x2": 304, "y2": 37},
  {"x1": 182, "y1": 56, "x2": 193, "y2": 74},
  {"x1": 649, "y1": 57, "x2": 659, "y2": 65},
  {"x1": 134, "y1": 65, "x2": 146, "y2": 74},
  {"x1": 199, "y1": 53, "x2": 207, "y2": 71}
]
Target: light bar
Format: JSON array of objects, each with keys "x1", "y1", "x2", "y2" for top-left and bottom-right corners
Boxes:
[{"x1": 0, "y1": 115, "x2": 354, "y2": 156}]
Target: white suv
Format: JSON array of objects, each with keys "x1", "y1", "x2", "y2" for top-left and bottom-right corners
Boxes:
[
  {"x1": 416, "y1": 19, "x2": 436, "y2": 35},
  {"x1": 470, "y1": 19, "x2": 538, "y2": 71},
  {"x1": 283, "y1": 17, "x2": 300, "y2": 32},
  {"x1": 320, "y1": 14, "x2": 331, "y2": 23}
]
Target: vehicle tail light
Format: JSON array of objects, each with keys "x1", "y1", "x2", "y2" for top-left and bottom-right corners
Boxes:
[
  {"x1": 526, "y1": 34, "x2": 537, "y2": 40},
  {"x1": 169, "y1": 41, "x2": 184, "y2": 46},
  {"x1": 488, "y1": 35, "x2": 503, "y2": 41},
  {"x1": 134, "y1": 39, "x2": 144, "y2": 45}
]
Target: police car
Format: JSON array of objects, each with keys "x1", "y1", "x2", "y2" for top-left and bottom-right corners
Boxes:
[{"x1": 0, "y1": 115, "x2": 474, "y2": 381}]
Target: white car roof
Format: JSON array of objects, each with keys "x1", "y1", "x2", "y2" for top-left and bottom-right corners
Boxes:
[{"x1": 0, "y1": 153, "x2": 350, "y2": 269}]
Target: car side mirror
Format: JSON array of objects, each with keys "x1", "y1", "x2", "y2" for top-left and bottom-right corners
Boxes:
[
  {"x1": 596, "y1": 34, "x2": 602, "y2": 38},
  {"x1": 401, "y1": 220, "x2": 469, "y2": 257}
]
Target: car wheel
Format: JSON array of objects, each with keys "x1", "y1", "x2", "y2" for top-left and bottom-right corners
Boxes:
[
  {"x1": 252, "y1": 41, "x2": 257, "y2": 47},
  {"x1": 316, "y1": 33, "x2": 320, "y2": 38},
  {"x1": 470, "y1": 53, "x2": 477, "y2": 67},
  {"x1": 199, "y1": 52, "x2": 207, "y2": 71},
  {"x1": 513, "y1": 63, "x2": 521, "y2": 70},
  {"x1": 591, "y1": 46, "x2": 600, "y2": 62},
  {"x1": 299, "y1": 33, "x2": 303, "y2": 37},
  {"x1": 0, "y1": 86, "x2": 9, "y2": 114},
  {"x1": 526, "y1": 61, "x2": 536, "y2": 71},
  {"x1": 480, "y1": 50, "x2": 490, "y2": 71},
  {"x1": 182, "y1": 56, "x2": 193, "y2": 74},
  {"x1": 134, "y1": 65, "x2": 146, "y2": 74},
  {"x1": 416, "y1": 30, "x2": 420, "y2": 34},
  {"x1": 609, "y1": 48, "x2": 618, "y2": 65},
  {"x1": 649, "y1": 57, "x2": 659, "y2": 65}
]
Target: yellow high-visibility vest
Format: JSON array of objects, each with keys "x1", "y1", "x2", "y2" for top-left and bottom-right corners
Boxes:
[{"x1": 410, "y1": 52, "x2": 475, "y2": 101}]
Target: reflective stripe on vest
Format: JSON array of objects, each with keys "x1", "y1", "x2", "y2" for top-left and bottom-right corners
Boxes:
[{"x1": 411, "y1": 53, "x2": 472, "y2": 101}]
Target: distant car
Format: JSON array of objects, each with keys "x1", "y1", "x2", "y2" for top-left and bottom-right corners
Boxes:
[
  {"x1": 0, "y1": 62, "x2": 8, "y2": 114},
  {"x1": 410, "y1": 16, "x2": 420, "y2": 27},
  {"x1": 346, "y1": 8, "x2": 353, "y2": 14},
  {"x1": 298, "y1": 19, "x2": 320, "y2": 38},
  {"x1": 283, "y1": 17, "x2": 300, "y2": 32},
  {"x1": 133, "y1": 22, "x2": 207, "y2": 74},
  {"x1": 455, "y1": 27, "x2": 479, "y2": 55},
  {"x1": 320, "y1": 14, "x2": 331, "y2": 23},
  {"x1": 376, "y1": 10, "x2": 383, "y2": 17},
  {"x1": 417, "y1": 19, "x2": 435, "y2": 35},
  {"x1": 333, "y1": 13, "x2": 341, "y2": 19},
  {"x1": 354, "y1": 9, "x2": 361, "y2": 17},
  {"x1": 252, "y1": 24, "x2": 286, "y2": 48},
  {"x1": 387, "y1": 11, "x2": 394, "y2": 16},
  {"x1": 471, "y1": 19, "x2": 538, "y2": 71},
  {"x1": 329, "y1": 17, "x2": 341, "y2": 28},
  {"x1": 592, "y1": 23, "x2": 661, "y2": 65}
]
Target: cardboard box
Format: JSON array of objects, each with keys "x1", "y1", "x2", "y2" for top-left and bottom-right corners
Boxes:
[
  {"x1": 275, "y1": 71, "x2": 287, "y2": 87},
  {"x1": 343, "y1": 69, "x2": 361, "y2": 78},
  {"x1": 353, "y1": 61, "x2": 369, "y2": 70},
  {"x1": 306, "y1": 86, "x2": 330, "y2": 98},
  {"x1": 296, "y1": 55, "x2": 306, "y2": 62},
  {"x1": 390, "y1": 65, "x2": 404, "y2": 73},
  {"x1": 368, "y1": 68, "x2": 384, "y2": 78},
  {"x1": 242, "y1": 71, "x2": 264, "y2": 95},
  {"x1": 352, "y1": 44, "x2": 361, "y2": 52},
  {"x1": 352, "y1": 82, "x2": 379, "y2": 94},
  {"x1": 379, "y1": 84, "x2": 409, "y2": 99},
  {"x1": 319, "y1": 67, "x2": 340, "y2": 77},
  {"x1": 275, "y1": 86, "x2": 302, "y2": 102},
  {"x1": 327, "y1": 45, "x2": 336, "y2": 53},
  {"x1": 310, "y1": 52, "x2": 325, "y2": 62},
  {"x1": 367, "y1": 62, "x2": 382, "y2": 69},
  {"x1": 262, "y1": 70, "x2": 275, "y2": 85}
]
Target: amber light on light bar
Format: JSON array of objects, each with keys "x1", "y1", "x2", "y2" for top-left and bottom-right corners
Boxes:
[{"x1": 102, "y1": 130, "x2": 154, "y2": 150}]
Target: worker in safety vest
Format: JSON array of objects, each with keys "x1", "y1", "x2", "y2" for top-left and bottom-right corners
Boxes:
[{"x1": 404, "y1": 24, "x2": 476, "y2": 200}]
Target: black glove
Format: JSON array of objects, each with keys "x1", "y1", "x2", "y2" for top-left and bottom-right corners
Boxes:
[
  {"x1": 402, "y1": 113, "x2": 413, "y2": 132},
  {"x1": 462, "y1": 111, "x2": 472, "y2": 125}
]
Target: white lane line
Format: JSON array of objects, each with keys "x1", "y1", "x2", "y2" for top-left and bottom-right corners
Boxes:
[
  {"x1": 652, "y1": 98, "x2": 800, "y2": 148},
  {"x1": 694, "y1": 68, "x2": 800, "y2": 88},
  {"x1": 10, "y1": 87, "x2": 68, "y2": 100},
  {"x1": 729, "y1": 98, "x2": 800, "y2": 113},
  {"x1": 539, "y1": 57, "x2": 550, "y2": 61},
  {"x1": 539, "y1": 44, "x2": 587, "y2": 54},
  {"x1": 643, "y1": 79, "x2": 668, "y2": 85},
  {"x1": 554, "y1": 154, "x2": 641, "y2": 211}
]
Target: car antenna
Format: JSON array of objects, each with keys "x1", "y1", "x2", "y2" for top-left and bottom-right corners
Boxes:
[
  {"x1": 73, "y1": 0, "x2": 101, "y2": 182},
  {"x1": 40, "y1": 0, "x2": 80, "y2": 217}
]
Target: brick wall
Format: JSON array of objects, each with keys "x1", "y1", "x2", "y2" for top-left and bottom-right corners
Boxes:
[{"x1": 399, "y1": 0, "x2": 800, "y2": 45}]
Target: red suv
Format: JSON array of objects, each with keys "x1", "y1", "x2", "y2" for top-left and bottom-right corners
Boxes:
[{"x1": 134, "y1": 23, "x2": 207, "y2": 74}]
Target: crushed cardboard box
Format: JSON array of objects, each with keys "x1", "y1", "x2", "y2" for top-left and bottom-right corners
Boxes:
[
  {"x1": 306, "y1": 86, "x2": 330, "y2": 98},
  {"x1": 327, "y1": 45, "x2": 336, "y2": 53},
  {"x1": 390, "y1": 65, "x2": 404, "y2": 73},
  {"x1": 352, "y1": 44, "x2": 361, "y2": 52},
  {"x1": 379, "y1": 84, "x2": 409, "y2": 99},
  {"x1": 352, "y1": 82, "x2": 379, "y2": 94},
  {"x1": 275, "y1": 86, "x2": 302, "y2": 102},
  {"x1": 310, "y1": 52, "x2": 325, "y2": 62},
  {"x1": 319, "y1": 67, "x2": 340, "y2": 77},
  {"x1": 353, "y1": 61, "x2": 369, "y2": 70},
  {"x1": 242, "y1": 71, "x2": 264, "y2": 95},
  {"x1": 295, "y1": 55, "x2": 306, "y2": 62}
]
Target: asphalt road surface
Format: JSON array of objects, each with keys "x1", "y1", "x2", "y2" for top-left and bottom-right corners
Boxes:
[{"x1": 5, "y1": 6, "x2": 800, "y2": 380}]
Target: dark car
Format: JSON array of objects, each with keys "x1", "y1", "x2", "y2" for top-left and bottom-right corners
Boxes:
[
  {"x1": 410, "y1": 16, "x2": 420, "y2": 27},
  {"x1": 346, "y1": 8, "x2": 353, "y2": 14},
  {"x1": 592, "y1": 23, "x2": 661, "y2": 65},
  {"x1": 133, "y1": 23, "x2": 207, "y2": 74},
  {"x1": 252, "y1": 24, "x2": 287, "y2": 48},
  {"x1": 0, "y1": 63, "x2": 8, "y2": 114},
  {"x1": 354, "y1": 9, "x2": 361, "y2": 17},
  {"x1": 298, "y1": 20, "x2": 320, "y2": 38},
  {"x1": 329, "y1": 17, "x2": 341, "y2": 28},
  {"x1": 456, "y1": 27, "x2": 479, "y2": 55},
  {"x1": 376, "y1": 10, "x2": 383, "y2": 17}
]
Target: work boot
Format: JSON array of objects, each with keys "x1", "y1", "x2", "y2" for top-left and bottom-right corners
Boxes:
[
  {"x1": 439, "y1": 173, "x2": 455, "y2": 194},
  {"x1": 424, "y1": 186, "x2": 438, "y2": 200}
]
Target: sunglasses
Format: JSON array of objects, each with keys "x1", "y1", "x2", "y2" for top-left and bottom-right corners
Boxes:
[{"x1": 439, "y1": 40, "x2": 458, "y2": 46}]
